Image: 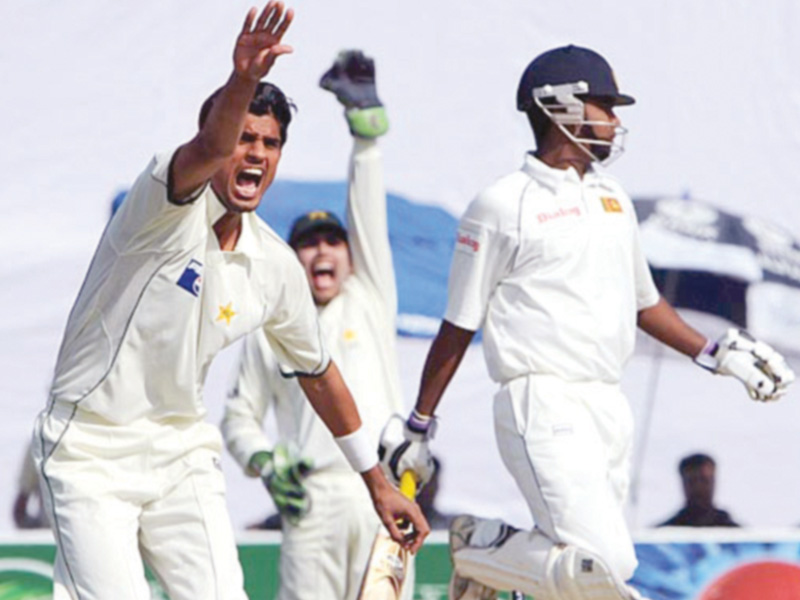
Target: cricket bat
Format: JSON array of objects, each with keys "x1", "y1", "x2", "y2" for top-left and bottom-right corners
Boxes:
[{"x1": 356, "y1": 471, "x2": 418, "y2": 600}]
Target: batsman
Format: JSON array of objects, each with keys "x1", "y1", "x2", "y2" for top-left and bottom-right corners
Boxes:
[
  {"x1": 222, "y1": 50, "x2": 420, "y2": 599},
  {"x1": 378, "y1": 45, "x2": 795, "y2": 600}
]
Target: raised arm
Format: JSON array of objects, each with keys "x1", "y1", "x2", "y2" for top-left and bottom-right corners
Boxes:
[
  {"x1": 320, "y1": 50, "x2": 396, "y2": 312},
  {"x1": 171, "y1": 2, "x2": 294, "y2": 201},
  {"x1": 345, "y1": 139, "x2": 397, "y2": 312}
]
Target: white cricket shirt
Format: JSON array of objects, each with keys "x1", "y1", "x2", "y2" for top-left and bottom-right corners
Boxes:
[
  {"x1": 49, "y1": 149, "x2": 329, "y2": 424},
  {"x1": 223, "y1": 139, "x2": 405, "y2": 473},
  {"x1": 445, "y1": 153, "x2": 660, "y2": 384}
]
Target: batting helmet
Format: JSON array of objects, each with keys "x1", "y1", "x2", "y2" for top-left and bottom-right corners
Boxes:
[{"x1": 516, "y1": 45, "x2": 634, "y2": 112}]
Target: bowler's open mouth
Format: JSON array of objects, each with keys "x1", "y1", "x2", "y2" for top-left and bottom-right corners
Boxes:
[{"x1": 235, "y1": 168, "x2": 264, "y2": 198}]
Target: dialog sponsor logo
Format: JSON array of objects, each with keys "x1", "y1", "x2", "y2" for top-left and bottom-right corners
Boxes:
[
  {"x1": 456, "y1": 231, "x2": 480, "y2": 253},
  {"x1": 537, "y1": 206, "x2": 581, "y2": 224}
]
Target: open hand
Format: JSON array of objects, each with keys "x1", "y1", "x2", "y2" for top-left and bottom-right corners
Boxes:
[{"x1": 234, "y1": 2, "x2": 294, "y2": 81}]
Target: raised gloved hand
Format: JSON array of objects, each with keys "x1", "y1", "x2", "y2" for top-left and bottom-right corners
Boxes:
[
  {"x1": 320, "y1": 49, "x2": 389, "y2": 139},
  {"x1": 378, "y1": 412, "x2": 436, "y2": 490},
  {"x1": 694, "y1": 328, "x2": 795, "y2": 401},
  {"x1": 249, "y1": 442, "x2": 314, "y2": 525}
]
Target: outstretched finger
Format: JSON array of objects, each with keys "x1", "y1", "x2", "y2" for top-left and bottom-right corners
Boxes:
[
  {"x1": 241, "y1": 7, "x2": 257, "y2": 34},
  {"x1": 255, "y1": 1, "x2": 278, "y2": 31},
  {"x1": 264, "y1": 1, "x2": 285, "y2": 32},
  {"x1": 273, "y1": 7, "x2": 294, "y2": 39}
]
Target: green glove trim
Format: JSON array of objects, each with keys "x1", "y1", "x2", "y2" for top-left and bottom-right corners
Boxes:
[
  {"x1": 248, "y1": 451, "x2": 273, "y2": 477},
  {"x1": 346, "y1": 106, "x2": 389, "y2": 139},
  {"x1": 254, "y1": 443, "x2": 314, "y2": 525}
]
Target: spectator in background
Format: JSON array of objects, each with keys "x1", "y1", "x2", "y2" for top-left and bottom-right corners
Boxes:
[
  {"x1": 221, "y1": 49, "x2": 416, "y2": 600},
  {"x1": 659, "y1": 453, "x2": 739, "y2": 527}
]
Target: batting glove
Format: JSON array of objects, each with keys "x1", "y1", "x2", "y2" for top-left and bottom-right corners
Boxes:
[
  {"x1": 694, "y1": 328, "x2": 795, "y2": 401},
  {"x1": 320, "y1": 49, "x2": 389, "y2": 139},
  {"x1": 250, "y1": 442, "x2": 314, "y2": 526},
  {"x1": 378, "y1": 412, "x2": 436, "y2": 490}
]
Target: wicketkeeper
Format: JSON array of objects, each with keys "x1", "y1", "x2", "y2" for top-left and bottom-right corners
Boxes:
[{"x1": 222, "y1": 49, "x2": 416, "y2": 600}]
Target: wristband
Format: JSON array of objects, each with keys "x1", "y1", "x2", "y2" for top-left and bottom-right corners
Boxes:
[
  {"x1": 407, "y1": 409, "x2": 432, "y2": 434},
  {"x1": 694, "y1": 339, "x2": 719, "y2": 372},
  {"x1": 334, "y1": 427, "x2": 378, "y2": 473},
  {"x1": 406, "y1": 409, "x2": 437, "y2": 441}
]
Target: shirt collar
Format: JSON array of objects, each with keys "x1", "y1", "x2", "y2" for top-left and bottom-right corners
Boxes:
[
  {"x1": 206, "y1": 187, "x2": 260, "y2": 255},
  {"x1": 521, "y1": 151, "x2": 599, "y2": 192},
  {"x1": 206, "y1": 185, "x2": 228, "y2": 225}
]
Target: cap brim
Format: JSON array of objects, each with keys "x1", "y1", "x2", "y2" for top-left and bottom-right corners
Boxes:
[
  {"x1": 613, "y1": 93, "x2": 635, "y2": 106},
  {"x1": 579, "y1": 93, "x2": 636, "y2": 107},
  {"x1": 289, "y1": 223, "x2": 347, "y2": 247}
]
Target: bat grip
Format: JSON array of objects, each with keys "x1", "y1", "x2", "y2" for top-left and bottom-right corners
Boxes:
[{"x1": 399, "y1": 470, "x2": 417, "y2": 500}]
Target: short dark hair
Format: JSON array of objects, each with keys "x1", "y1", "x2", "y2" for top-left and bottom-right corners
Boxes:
[
  {"x1": 198, "y1": 81, "x2": 296, "y2": 146},
  {"x1": 679, "y1": 453, "x2": 715, "y2": 475}
]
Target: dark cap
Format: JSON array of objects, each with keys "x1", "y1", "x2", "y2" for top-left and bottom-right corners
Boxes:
[
  {"x1": 516, "y1": 45, "x2": 635, "y2": 112},
  {"x1": 288, "y1": 210, "x2": 347, "y2": 248}
]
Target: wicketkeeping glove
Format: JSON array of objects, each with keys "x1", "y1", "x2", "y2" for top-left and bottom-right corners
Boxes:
[
  {"x1": 319, "y1": 49, "x2": 389, "y2": 139},
  {"x1": 694, "y1": 328, "x2": 795, "y2": 401},
  {"x1": 250, "y1": 443, "x2": 314, "y2": 525},
  {"x1": 378, "y1": 412, "x2": 436, "y2": 490}
]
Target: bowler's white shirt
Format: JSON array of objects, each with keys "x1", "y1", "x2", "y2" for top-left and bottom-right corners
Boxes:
[
  {"x1": 49, "y1": 149, "x2": 328, "y2": 424},
  {"x1": 223, "y1": 139, "x2": 404, "y2": 473},
  {"x1": 445, "y1": 153, "x2": 660, "y2": 384}
]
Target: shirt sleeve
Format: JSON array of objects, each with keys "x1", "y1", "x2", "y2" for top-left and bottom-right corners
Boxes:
[
  {"x1": 107, "y1": 149, "x2": 207, "y2": 254},
  {"x1": 262, "y1": 258, "x2": 331, "y2": 377},
  {"x1": 444, "y1": 192, "x2": 518, "y2": 331},
  {"x1": 346, "y1": 138, "x2": 397, "y2": 318},
  {"x1": 221, "y1": 331, "x2": 281, "y2": 475}
]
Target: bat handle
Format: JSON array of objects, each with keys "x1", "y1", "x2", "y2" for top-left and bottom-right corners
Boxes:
[{"x1": 399, "y1": 470, "x2": 417, "y2": 500}]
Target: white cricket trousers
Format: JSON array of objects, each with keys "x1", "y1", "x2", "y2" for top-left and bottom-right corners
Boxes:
[
  {"x1": 277, "y1": 470, "x2": 414, "y2": 600},
  {"x1": 32, "y1": 401, "x2": 247, "y2": 600},
  {"x1": 484, "y1": 374, "x2": 638, "y2": 582}
]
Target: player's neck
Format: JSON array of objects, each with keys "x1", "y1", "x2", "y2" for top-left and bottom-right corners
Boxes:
[
  {"x1": 213, "y1": 213, "x2": 242, "y2": 251},
  {"x1": 536, "y1": 148, "x2": 590, "y2": 178},
  {"x1": 535, "y1": 135, "x2": 592, "y2": 178}
]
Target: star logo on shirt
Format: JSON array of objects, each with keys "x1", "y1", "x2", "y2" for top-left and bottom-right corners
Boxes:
[
  {"x1": 344, "y1": 328, "x2": 356, "y2": 342},
  {"x1": 216, "y1": 302, "x2": 236, "y2": 325}
]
